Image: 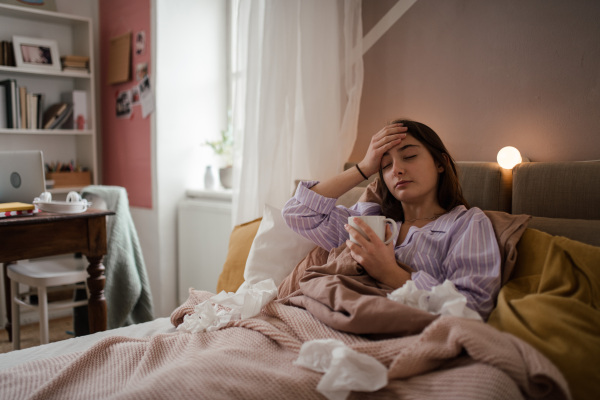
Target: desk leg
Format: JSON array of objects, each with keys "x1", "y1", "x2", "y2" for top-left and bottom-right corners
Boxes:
[
  {"x1": 2, "y1": 262, "x2": 13, "y2": 342},
  {"x1": 85, "y1": 255, "x2": 107, "y2": 333}
]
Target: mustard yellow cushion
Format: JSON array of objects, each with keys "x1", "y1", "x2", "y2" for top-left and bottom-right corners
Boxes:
[
  {"x1": 216, "y1": 217, "x2": 262, "y2": 293},
  {"x1": 488, "y1": 228, "x2": 600, "y2": 400}
]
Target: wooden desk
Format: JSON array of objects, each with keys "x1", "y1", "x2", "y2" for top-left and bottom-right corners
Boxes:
[{"x1": 0, "y1": 209, "x2": 114, "y2": 339}]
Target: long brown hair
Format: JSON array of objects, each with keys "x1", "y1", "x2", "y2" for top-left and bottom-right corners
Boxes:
[{"x1": 378, "y1": 119, "x2": 469, "y2": 221}]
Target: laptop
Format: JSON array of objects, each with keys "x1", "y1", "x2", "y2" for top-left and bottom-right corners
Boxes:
[{"x1": 0, "y1": 150, "x2": 46, "y2": 203}]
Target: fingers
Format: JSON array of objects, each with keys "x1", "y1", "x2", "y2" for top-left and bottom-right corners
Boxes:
[
  {"x1": 345, "y1": 221, "x2": 367, "y2": 245},
  {"x1": 373, "y1": 123, "x2": 408, "y2": 142},
  {"x1": 361, "y1": 123, "x2": 408, "y2": 176},
  {"x1": 380, "y1": 126, "x2": 407, "y2": 141},
  {"x1": 371, "y1": 124, "x2": 407, "y2": 153},
  {"x1": 346, "y1": 240, "x2": 366, "y2": 265}
]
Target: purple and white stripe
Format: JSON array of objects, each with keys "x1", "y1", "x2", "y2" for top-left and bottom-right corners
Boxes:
[
  {"x1": 282, "y1": 181, "x2": 381, "y2": 251},
  {"x1": 282, "y1": 181, "x2": 501, "y2": 320}
]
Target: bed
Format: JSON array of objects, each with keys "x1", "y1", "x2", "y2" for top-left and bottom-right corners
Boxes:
[{"x1": 0, "y1": 161, "x2": 598, "y2": 400}]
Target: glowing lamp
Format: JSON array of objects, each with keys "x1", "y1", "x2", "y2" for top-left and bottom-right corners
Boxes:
[{"x1": 497, "y1": 146, "x2": 523, "y2": 170}]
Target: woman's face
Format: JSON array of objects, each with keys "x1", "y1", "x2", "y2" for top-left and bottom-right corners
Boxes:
[{"x1": 380, "y1": 134, "x2": 444, "y2": 206}]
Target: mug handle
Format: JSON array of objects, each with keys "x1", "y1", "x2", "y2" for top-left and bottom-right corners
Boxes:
[{"x1": 384, "y1": 218, "x2": 398, "y2": 244}]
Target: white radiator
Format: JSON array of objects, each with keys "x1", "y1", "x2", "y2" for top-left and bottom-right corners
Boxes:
[{"x1": 177, "y1": 190, "x2": 232, "y2": 303}]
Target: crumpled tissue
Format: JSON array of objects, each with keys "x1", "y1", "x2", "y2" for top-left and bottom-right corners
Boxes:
[
  {"x1": 177, "y1": 279, "x2": 278, "y2": 333},
  {"x1": 294, "y1": 339, "x2": 388, "y2": 400},
  {"x1": 387, "y1": 279, "x2": 482, "y2": 321}
]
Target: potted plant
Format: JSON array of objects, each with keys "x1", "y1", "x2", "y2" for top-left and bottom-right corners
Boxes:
[{"x1": 203, "y1": 122, "x2": 233, "y2": 189}]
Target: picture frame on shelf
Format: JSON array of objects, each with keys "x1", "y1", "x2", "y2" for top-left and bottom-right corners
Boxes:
[{"x1": 12, "y1": 35, "x2": 61, "y2": 72}]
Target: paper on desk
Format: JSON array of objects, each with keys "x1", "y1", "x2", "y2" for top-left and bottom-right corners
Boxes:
[
  {"x1": 387, "y1": 279, "x2": 482, "y2": 321},
  {"x1": 177, "y1": 279, "x2": 277, "y2": 333},
  {"x1": 294, "y1": 339, "x2": 388, "y2": 400}
]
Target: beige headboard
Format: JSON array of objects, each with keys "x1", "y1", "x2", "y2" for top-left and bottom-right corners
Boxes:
[
  {"x1": 512, "y1": 161, "x2": 600, "y2": 219},
  {"x1": 512, "y1": 161, "x2": 600, "y2": 246},
  {"x1": 456, "y1": 162, "x2": 512, "y2": 212}
]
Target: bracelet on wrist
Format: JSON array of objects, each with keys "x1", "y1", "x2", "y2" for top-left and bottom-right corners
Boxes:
[{"x1": 355, "y1": 164, "x2": 368, "y2": 180}]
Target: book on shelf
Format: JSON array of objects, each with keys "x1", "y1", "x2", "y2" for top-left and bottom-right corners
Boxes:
[
  {"x1": 36, "y1": 94, "x2": 44, "y2": 128},
  {"x1": 61, "y1": 55, "x2": 90, "y2": 72},
  {"x1": 19, "y1": 86, "x2": 27, "y2": 128},
  {"x1": 27, "y1": 92, "x2": 43, "y2": 129},
  {"x1": 62, "y1": 60, "x2": 88, "y2": 68},
  {"x1": 42, "y1": 102, "x2": 73, "y2": 129},
  {"x1": 10, "y1": 85, "x2": 45, "y2": 129},
  {"x1": 1, "y1": 41, "x2": 15, "y2": 67},
  {"x1": 61, "y1": 55, "x2": 90, "y2": 63},
  {"x1": 0, "y1": 79, "x2": 18, "y2": 129},
  {"x1": 62, "y1": 67, "x2": 88, "y2": 74},
  {"x1": 0, "y1": 84, "x2": 6, "y2": 129},
  {"x1": 30, "y1": 92, "x2": 43, "y2": 129}
]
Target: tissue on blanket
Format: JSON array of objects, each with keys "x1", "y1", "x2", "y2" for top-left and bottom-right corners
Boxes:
[
  {"x1": 294, "y1": 339, "x2": 388, "y2": 400},
  {"x1": 177, "y1": 279, "x2": 277, "y2": 333},
  {"x1": 388, "y1": 280, "x2": 482, "y2": 321}
]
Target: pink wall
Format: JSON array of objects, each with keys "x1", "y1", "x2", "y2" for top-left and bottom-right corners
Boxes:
[
  {"x1": 352, "y1": 0, "x2": 600, "y2": 163},
  {"x1": 99, "y1": 0, "x2": 152, "y2": 208}
]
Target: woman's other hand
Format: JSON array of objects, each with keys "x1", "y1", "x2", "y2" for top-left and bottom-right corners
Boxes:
[
  {"x1": 345, "y1": 218, "x2": 410, "y2": 289},
  {"x1": 356, "y1": 123, "x2": 408, "y2": 177}
]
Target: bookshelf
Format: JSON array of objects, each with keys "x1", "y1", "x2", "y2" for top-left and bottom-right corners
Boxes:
[{"x1": 0, "y1": 3, "x2": 97, "y2": 194}]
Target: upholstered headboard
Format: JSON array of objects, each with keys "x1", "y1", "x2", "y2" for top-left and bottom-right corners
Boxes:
[
  {"x1": 456, "y1": 162, "x2": 512, "y2": 212},
  {"x1": 512, "y1": 161, "x2": 600, "y2": 219},
  {"x1": 512, "y1": 161, "x2": 600, "y2": 246}
]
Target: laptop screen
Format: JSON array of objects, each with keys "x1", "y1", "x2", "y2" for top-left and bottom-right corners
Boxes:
[{"x1": 0, "y1": 150, "x2": 46, "y2": 203}]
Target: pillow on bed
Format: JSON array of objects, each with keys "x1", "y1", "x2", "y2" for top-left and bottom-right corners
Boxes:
[
  {"x1": 244, "y1": 204, "x2": 317, "y2": 286},
  {"x1": 487, "y1": 228, "x2": 600, "y2": 400},
  {"x1": 216, "y1": 217, "x2": 262, "y2": 293}
]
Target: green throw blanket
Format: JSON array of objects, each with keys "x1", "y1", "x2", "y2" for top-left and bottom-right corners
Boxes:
[{"x1": 82, "y1": 185, "x2": 154, "y2": 328}]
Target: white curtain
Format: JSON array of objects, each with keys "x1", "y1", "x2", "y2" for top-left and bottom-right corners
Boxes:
[{"x1": 231, "y1": 0, "x2": 363, "y2": 225}]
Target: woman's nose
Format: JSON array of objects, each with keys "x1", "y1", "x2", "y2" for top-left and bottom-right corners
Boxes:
[{"x1": 392, "y1": 160, "x2": 404, "y2": 176}]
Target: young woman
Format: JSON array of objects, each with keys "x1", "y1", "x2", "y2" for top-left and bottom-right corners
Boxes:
[{"x1": 282, "y1": 119, "x2": 501, "y2": 320}]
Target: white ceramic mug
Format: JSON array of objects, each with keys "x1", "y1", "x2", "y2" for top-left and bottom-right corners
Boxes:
[
  {"x1": 348, "y1": 215, "x2": 398, "y2": 244},
  {"x1": 66, "y1": 191, "x2": 82, "y2": 203},
  {"x1": 39, "y1": 191, "x2": 52, "y2": 202}
]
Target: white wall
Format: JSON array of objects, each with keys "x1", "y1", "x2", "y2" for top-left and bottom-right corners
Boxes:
[{"x1": 154, "y1": 0, "x2": 228, "y2": 315}]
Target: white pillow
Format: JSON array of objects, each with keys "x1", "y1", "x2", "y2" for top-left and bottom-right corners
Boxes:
[{"x1": 243, "y1": 204, "x2": 316, "y2": 286}]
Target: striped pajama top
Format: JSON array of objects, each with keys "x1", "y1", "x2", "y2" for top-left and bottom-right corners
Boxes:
[{"x1": 282, "y1": 181, "x2": 501, "y2": 320}]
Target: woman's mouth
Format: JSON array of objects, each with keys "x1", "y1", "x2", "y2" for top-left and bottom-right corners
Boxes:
[{"x1": 395, "y1": 180, "x2": 411, "y2": 189}]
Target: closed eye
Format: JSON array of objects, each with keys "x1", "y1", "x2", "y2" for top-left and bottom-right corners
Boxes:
[
  {"x1": 403, "y1": 154, "x2": 417, "y2": 160},
  {"x1": 381, "y1": 154, "x2": 392, "y2": 170}
]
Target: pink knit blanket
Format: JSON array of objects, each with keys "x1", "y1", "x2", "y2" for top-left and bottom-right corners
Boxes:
[{"x1": 0, "y1": 290, "x2": 570, "y2": 399}]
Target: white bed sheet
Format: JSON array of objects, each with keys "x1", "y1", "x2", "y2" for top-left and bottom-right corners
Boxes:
[{"x1": 0, "y1": 317, "x2": 175, "y2": 371}]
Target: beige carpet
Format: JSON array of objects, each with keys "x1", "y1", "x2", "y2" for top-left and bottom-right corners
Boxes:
[{"x1": 0, "y1": 316, "x2": 74, "y2": 354}]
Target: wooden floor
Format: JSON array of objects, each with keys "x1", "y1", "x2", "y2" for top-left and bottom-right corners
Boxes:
[{"x1": 0, "y1": 316, "x2": 74, "y2": 354}]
